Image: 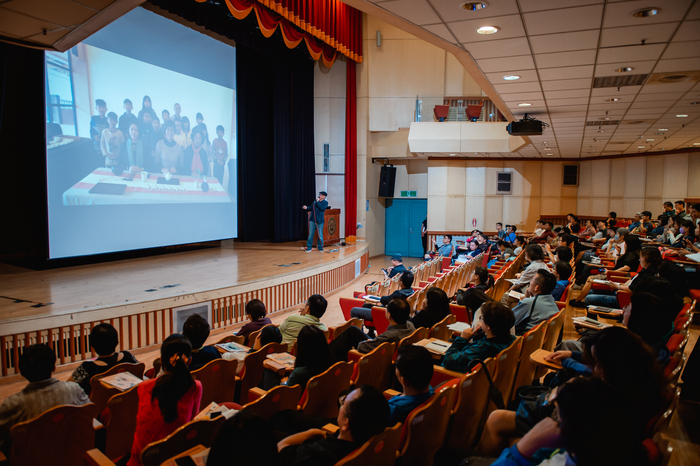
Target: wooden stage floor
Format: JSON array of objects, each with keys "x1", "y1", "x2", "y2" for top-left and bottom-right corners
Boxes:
[{"x1": 0, "y1": 240, "x2": 369, "y2": 327}]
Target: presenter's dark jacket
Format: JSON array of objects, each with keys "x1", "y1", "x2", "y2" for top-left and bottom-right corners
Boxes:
[{"x1": 309, "y1": 199, "x2": 328, "y2": 224}]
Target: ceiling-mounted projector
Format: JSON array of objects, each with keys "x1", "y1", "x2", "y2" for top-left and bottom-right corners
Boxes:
[{"x1": 506, "y1": 114, "x2": 548, "y2": 136}]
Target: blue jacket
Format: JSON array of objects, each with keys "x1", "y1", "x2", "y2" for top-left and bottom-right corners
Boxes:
[{"x1": 308, "y1": 199, "x2": 328, "y2": 224}]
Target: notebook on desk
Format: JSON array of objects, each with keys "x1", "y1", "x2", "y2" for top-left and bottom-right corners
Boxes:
[{"x1": 100, "y1": 372, "x2": 143, "y2": 391}]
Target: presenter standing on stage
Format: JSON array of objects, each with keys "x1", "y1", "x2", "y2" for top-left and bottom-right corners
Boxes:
[{"x1": 302, "y1": 191, "x2": 328, "y2": 252}]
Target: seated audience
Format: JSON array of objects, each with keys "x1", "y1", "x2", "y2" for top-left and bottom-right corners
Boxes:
[
  {"x1": 351, "y1": 271, "x2": 414, "y2": 335},
  {"x1": 525, "y1": 220, "x2": 544, "y2": 240},
  {"x1": 565, "y1": 213, "x2": 579, "y2": 230},
  {"x1": 623, "y1": 292, "x2": 673, "y2": 366},
  {"x1": 511, "y1": 269, "x2": 560, "y2": 334},
  {"x1": 530, "y1": 221, "x2": 555, "y2": 244},
  {"x1": 545, "y1": 243, "x2": 573, "y2": 265},
  {"x1": 512, "y1": 236, "x2": 525, "y2": 256},
  {"x1": 471, "y1": 266, "x2": 494, "y2": 292},
  {"x1": 128, "y1": 334, "x2": 202, "y2": 466},
  {"x1": 551, "y1": 261, "x2": 572, "y2": 301},
  {"x1": 285, "y1": 326, "x2": 335, "y2": 390},
  {"x1": 236, "y1": 299, "x2": 273, "y2": 345},
  {"x1": 463, "y1": 240, "x2": 481, "y2": 258},
  {"x1": 182, "y1": 314, "x2": 221, "y2": 370},
  {"x1": 0, "y1": 344, "x2": 89, "y2": 453},
  {"x1": 496, "y1": 241, "x2": 515, "y2": 260},
  {"x1": 277, "y1": 385, "x2": 389, "y2": 466},
  {"x1": 606, "y1": 211, "x2": 617, "y2": 229},
  {"x1": 433, "y1": 235, "x2": 454, "y2": 257},
  {"x1": 409, "y1": 287, "x2": 450, "y2": 330},
  {"x1": 573, "y1": 233, "x2": 640, "y2": 292},
  {"x1": 382, "y1": 254, "x2": 407, "y2": 279},
  {"x1": 279, "y1": 295, "x2": 328, "y2": 345},
  {"x1": 490, "y1": 377, "x2": 646, "y2": 466},
  {"x1": 495, "y1": 222, "x2": 506, "y2": 239},
  {"x1": 578, "y1": 219, "x2": 596, "y2": 237},
  {"x1": 389, "y1": 346, "x2": 434, "y2": 425},
  {"x1": 70, "y1": 323, "x2": 138, "y2": 395},
  {"x1": 442, "y1": 301, "x2": 516, "y2": 373},
  {"x1": 207, "y1": 410, "x2": 280, "y2": 466},
  {"x1": 504, "y1": 225, "x2": 517, "y2": 244},
  {"x1": 501, "y1": 244, "x2": 549, "y2": 308},
  {"x1": 457, "y1": 288, "x2": 492, "y2": 329},
  {"x1": 330, "y1": 298, "x2": 415, "y2": 359}
]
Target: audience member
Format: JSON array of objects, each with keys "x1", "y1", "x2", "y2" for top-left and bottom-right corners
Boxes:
[
  {"x1": 433, "y1": 235, "x2": 454, "y2": 257},
  {"x1": 409, "y1": 287, "x2": 450, "y2": 330},
  {"x1": 207, "y1": 410, "x2": 280, "y2": 466},
  {"x1": 285, "y1": 326, "x2": 335, "y2": 391},
  {"x1": 351, "y1": 272, "x2": 414, "y2": 334},
  {"x1": 70, "y1": 323, "x2": 138, "y2": 395},
  {"x1": 457, "y1": 288, "x2": 492, "y2": 329},
  {"x1": 530, "y1": 222, "x2": 555, "y2": 244},
  {"x1": 511, "y1": 269, "x2": 560, "y2": 334},
  {"x1": 330, "y1": 298, "x2": 415, "y2": 359},
  {"x1": 606, "y1": 211, "x2": 617, "y2": 229},
  {"x1": 128, "y1": 334, "x2": 202, "y2": 466},
  {"x1": 495, "y1": 222, "x2": 505, "y2": 239},
  {"x1": 442, "y1": 301, "x2": 516, "y2": 373},
  {"x1": 512, "y1": 236, "x2": 525, "y2": 256},
  {"x1": 471, "y1": 266, "x2": 494, "y2": 292},
  {"x1": 182, "y1": 314, "x2": 221, "y2": 370},
  {"x1": 277, "y1": 385, "x2": 389, "y2": 466},
  {"x1": 236, "y1": 299, "x2": 273, "y2": 345},
  {"x1": 504, "y1": 225, "x2": 517, "y2": 244},
  {"x1": 382, "y1": 254, "x2": 407, "y2": 279},
  {"x1": 496, "y1": 241, "x2": 515, "y2": 260},
  {"x1": 0, "y1": 344, "x2": 89, "y2": 453},
  {"x1": 279, "y1": 295, "x2": 328, "y2": 344},
  {"x1": 551, "y1": 261, "x2": 572, "y2": 301},
  {"x1": 501, "y1": 244, "x2": 549, "y2": 308},
  {"x1": 389, "y1": 345, "x2": 434, "y2": 425}
]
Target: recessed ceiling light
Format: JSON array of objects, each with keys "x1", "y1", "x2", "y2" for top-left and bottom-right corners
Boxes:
[
  {"x1": 691, "y1": 102, "x2": 700, "y2": 105},
  {"x1": 677, "y1": 114, "x2": 689, "y2": 118},
  {"x1": 694, "y1": 143, "x2": 700, "y2": 146},
  {"x1": 476, "y1": 26, "x2": 499, "y2": 35},
  {"x1": 646, "y1": 139, "x2": 655, "y2": 141},
  {"x1": 631, "y1": 8, "x2": 661, "y2": 18},
  {"x1": 450, "y1": 153, "x2": 456, "y2": 156},
  {"x1": 654, "y1": 132, "x2": 664, "y2": 135},
  {"x1": 518, "y1": 103, "x2": 532, "y2": 107},
  {"x1": 461, "y1": 1, "x2": 488, "y2": 11},
  {"x1": 605, "y1": 98, "x2": 620, "y2": 102},
  {"x1": 615, "y1": 67, "x2": 634, "y2": 72},
  {"x1": 503, "y1": 75, "x2": 520, "y2": 80},
  {"x1": 544, "y1": 148, "x2": 551, "y2": 151},
  {"x1": 659, "y1": 128, "x2": 668, "y2": 131},
  {"x1": 599, "y1": 117, "x2": 611, "y2": 120},
  {"x1": 638, "y1": 146, "x2": 645, "y2": 149},
  {"x1": 597, "y1": 130, "x2": 605, "y2": 133}
]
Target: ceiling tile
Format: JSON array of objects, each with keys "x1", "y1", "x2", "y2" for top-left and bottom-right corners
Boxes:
[
  {"x1": 519, "y1": 0, "x2": 604, "y2": 13},
  {"x1": 463, "y1": 37, "x2": 532, "y2": 59},
  {"x1": 687, "y1": 1, "x2": 700, "y2": 20},
  {"x1": 423, "y1": 23, "x2": 458, "y2": 44},
  {"x1": 602, "y1": 0, "x2": 693, "y2": 28},
  {"x1": 673, "y1": 20, "x2": 700, "y2": 42},
  {"x1": 477, "y1": 55, "x2": 535, "y2": 73},
  {"x1": 523, "y1": 5, "x2": 603, "y2": 36},
  {"x1": 541, "y1": 79, "x2": 593, "y2": 91},
  {"x1": 600, "y1": 23, "x2": 678, "y2": 47},
  {"x1": 590, "y1": 86, "x2": 642, "y2": 96},
  {"x1": 597, "y1": 43, "x2": 666, "y2": 64},
  {"x1": 535, "y1": 49, "x2": 597, "y2": 69},
  {"x1": 539, "y1": 65, "x2": 594, "y2": 81},
  {"x1": 377, "y1": 0, "x2": 441, "y2": 26},
  {"x1": 653, "y1": 57, "x2": 700, "y2": 73},
  {"x1": 635, "y1": 92, "x2": 686, "y2": 102},
  {"x1": 498, "y1": 91, "x2": 545, "y2": 100},
  {"x1": 2, "y1": 0, "x2": 96, "y2": 28},
  {"x1": 493, "y1": 82, "x2": 543, "y2": 93},
  {"x1": 450, "y1": 14, "x2": 525, "y2": 43},
  {"x1": 641, "y1": 81, "x2": 697, "y2": 93},
  {"x1": 547, "y1": 98, "x2": 589, "y2": 106},
  {"x1": 544, "y1": 89, "x2": 590, "y2": 99},
  {"x1": 430, "y1": 0, "x2": 519, "y2": 23},
  {"x1": 0, "y1": 7, "x2": 62, "y2": 38},
  {"x1": 528, "y1": 30, "x2": 600, "y2": 54},
  {"x1": 593, "y1": 60, "x2": 657, "y2": 76},
  {"x1": 661, "y1": 41, "x2": 700, "y2": 59}
]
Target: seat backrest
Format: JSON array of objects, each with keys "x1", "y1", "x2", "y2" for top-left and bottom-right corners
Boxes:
[
  {"x1": 398, "y1": 385, "x2": 455, "y2": 466},
  {"x1": 429, "y1": 314, "x2": 457, "y2": 341},
  {"x1": 301, "y1": 361, "x2": 353, "y2": 418},
  {"x1": 353, "y1": 342, "x2": 397, "y2": 392},
  {"x1": 246, "y1": 324, "x2": 276, "y2": 349},
  {"x1": 90, "y1": 362, "x2": 146, "y2": 413},
  {"x1": 339, "y1": 297, "x2": 365, "y2": 320},
  {"x1": 510, "y1": 321, "x2": 547, "y2": 403},
  {"x1": 237, "y1": 342, "x2": 288, "y2": 403},
  {"x1": 396, "y1": 327, "x2": 429, "y2": 360},
  {"x1": 541, "y1": 310, "x2": 564, "y2": 352},
  {"x1": 140, "y1": 417, "x2": 225, "y2": 466},
  {"x1": 371, "y1": 307, "x2": 391, "y2": 335},
  {"x1": 653, "y1": 387, "x2": 682, "y2": 436},
  {"x1": 104, "y1": 385, "x2": 140, "y2": 460},
  {"x1": 447, "y1": 362, "x2": 493, "y2": 454},
  {"x1": 215, "y1": 334, "x2": 245, "y2": 345},
  {"x1": 491, "y1": 336, "x2": 523, "y2": 407},
  {"x1": 449, "y1": 304, "x2": 471, "y2": 324},
  {"x1": 329, "y1": 318, "x2": 363, "y2": 342},
  {"x1": 190, "y1": 358, "x2": 238, "y2": 408},
  {"x1": 10, "y1": 403, "x2": 98, "y2": 466},
  {"x1": 334, "y1": 423, "x2": 402, "y2": 466},
  {"x1": 242, "y1": 384, "x2": 303, "y2": 421}
]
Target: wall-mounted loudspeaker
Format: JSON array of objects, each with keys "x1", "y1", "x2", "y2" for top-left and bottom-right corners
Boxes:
[{"x1": 378, "y1": 165, "x2": 396, "y2": 197}]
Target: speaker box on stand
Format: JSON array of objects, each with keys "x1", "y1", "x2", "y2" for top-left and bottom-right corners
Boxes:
[{"x1": 378, "y1": 165, "x2": 396, "y2": 198}]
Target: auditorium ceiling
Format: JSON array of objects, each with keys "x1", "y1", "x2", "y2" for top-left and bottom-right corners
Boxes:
[{"x1": 345, "y1": 0, "x2": 700, "y2": 159}]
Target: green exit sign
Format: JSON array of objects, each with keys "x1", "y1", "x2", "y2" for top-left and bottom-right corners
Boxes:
[{"x1": 400, "y1": 191, "x2": 417, "y2": 197}]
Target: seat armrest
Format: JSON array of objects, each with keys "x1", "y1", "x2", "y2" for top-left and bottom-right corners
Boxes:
[
  {"x1": 84, "y1": 449, "x2": 117, "y2": 466},
  {"x1": 384, "y1": 389, "x2": 401, "y2": 400},
  {"x1": 248, "y1": 387, "x2": 267, "y2": 403},
  {"x1": 431, "y1": 365, "x2": 463, "y2": 387},
  {"x1": 322, "y1": 423, "x2": 339, "y2": 435},
  {"x1": 93, "y1": 418, "x2": 104, "y2": 431},
  {"x1": 347, "y1": 350, "x2": 363, "y2": 363}
]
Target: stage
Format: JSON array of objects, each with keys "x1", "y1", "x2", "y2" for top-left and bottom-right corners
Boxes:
[{"x1": 0, "y1": 240, "x2": 369, "y2": 379}]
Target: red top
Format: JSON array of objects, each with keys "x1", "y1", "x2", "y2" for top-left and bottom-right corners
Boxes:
[{"x1": 127, "y1": 378, "x2": 202, "y2": 466}]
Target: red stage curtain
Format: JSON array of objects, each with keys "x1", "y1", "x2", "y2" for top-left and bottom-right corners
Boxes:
[
  {"x1": 344, "y1": 59, "x2": 357, "y2": 237},
  {"x1": 212, "y1": 0, "x2": 363, "y2": 67}
]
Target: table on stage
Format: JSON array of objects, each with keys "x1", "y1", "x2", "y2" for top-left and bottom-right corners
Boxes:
[{"x1": 62, "y1": 168, "x2": 233, "y2": 205}]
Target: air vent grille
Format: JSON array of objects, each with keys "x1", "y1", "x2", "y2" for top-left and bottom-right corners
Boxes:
[
  {"x1": 586, "y1": 120, "x2": 620, "y2": 126},
  {"x1": 593, "y1": 74, "x2": 649, "y2": 88}
]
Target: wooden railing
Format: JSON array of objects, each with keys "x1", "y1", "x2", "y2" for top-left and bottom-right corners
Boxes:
[
  {"x1": 0, "y1": 251, "x2": 369, "y2": 381},
  {"x1": 442, "y1": 96, "x2": 507, "y2": 122}
]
